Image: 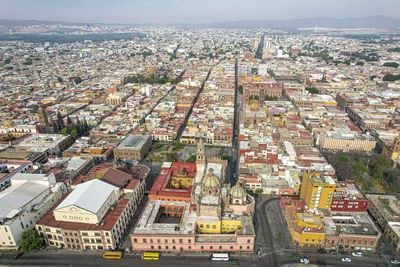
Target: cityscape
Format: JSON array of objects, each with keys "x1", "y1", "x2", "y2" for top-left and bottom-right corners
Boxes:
[{"x1": 0, "y1": 1, "x2": 400, "y2": 266}]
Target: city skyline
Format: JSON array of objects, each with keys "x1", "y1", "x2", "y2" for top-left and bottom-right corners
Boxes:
[{"x1": 0, "y1": 0, "x2": 400, "y2": 24}]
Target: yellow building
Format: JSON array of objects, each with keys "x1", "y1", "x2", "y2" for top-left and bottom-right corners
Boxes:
[
  {"x1": 281, "y1": 197, "x2": 325, "y2": 248},
  {"x1": 197, "y1": 218, "x2": 242, "y2": 234},
  {"x1": 300, "y1": 172, "x2": 336, "y2": 210},
  {"x1": 385, "y1": 136, "x2": 400, "y2": 161},
  {"x1": 106, "y1": 92, "x2": 128, "y2": 106}
]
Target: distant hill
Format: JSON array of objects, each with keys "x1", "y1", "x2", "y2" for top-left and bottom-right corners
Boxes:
[
  {"x1": 206, "y1": 16, "x2": 400, "y2": 30},
  {"x1": 0, "y1": 19, "x2": 92, "y2": 27},
  {"x1": 1, "y1": 16, "x2": 400, "y2": 30}
]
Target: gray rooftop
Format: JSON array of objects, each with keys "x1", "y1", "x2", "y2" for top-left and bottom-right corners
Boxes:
[
  {"x1": 0, "y1": 181, "x2": 49, "y2": 220},
  {"x1": 117, "y1": 134, "x2": 150, "y2": 150}
]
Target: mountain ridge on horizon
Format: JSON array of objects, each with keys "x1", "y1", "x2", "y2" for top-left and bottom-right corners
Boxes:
[{"x1": 1, "y1": 15, "x2": 400, "y2": 29}]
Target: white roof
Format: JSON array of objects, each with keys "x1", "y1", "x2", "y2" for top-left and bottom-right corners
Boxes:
[
  {"x1": 0, "y1": 181, "x2": 49, "y2": 219},
  {"x1": 56, "y1": 179, "x2": 118, "y2": 214}
]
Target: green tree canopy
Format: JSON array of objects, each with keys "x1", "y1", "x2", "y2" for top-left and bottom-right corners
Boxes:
[
  {"x1": 305, "y1": 86, "x2": 318, "y2": 94},
  {"x1": 383, "y1": 62, "x2": 399, "y2": 68},
  {"x1": 73, "y1": 76, "x2": 82, "y2": 84},
  {"x1": 19, "y1": 229, "x2": 44, "y2": 253}
]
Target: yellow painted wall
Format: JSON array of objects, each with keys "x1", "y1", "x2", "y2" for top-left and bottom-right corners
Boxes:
[
  {"x1": 196, "y1": 219, "x2": 242, "y2": 234},
  {"x1": 170, "y1": 176, "x2": 193, "y2": 189}
]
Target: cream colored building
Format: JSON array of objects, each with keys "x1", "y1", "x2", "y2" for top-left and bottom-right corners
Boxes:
[
  {"x1": 0, "y1": 173, "x2": 65, "y2": 250},
  {"x1": 319, "y1": 131, "x2": 376, "y2": 152},
  {"x1": 37, "y1": 175, "x2": 145, "y2": 250}
]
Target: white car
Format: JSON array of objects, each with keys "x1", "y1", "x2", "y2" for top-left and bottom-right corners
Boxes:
[
  {"x1": 341, "y1": 257, "x2": 352, "y2": 263},
  {"x1": 351, "y1": 252, "x2": 363, "y2": 257},
  {"x1": 391, "y1": 258, "x2": 400, "y2": 265},
  {"x1": 300, "y1": 258, "x2": 310, "y2": 264}
]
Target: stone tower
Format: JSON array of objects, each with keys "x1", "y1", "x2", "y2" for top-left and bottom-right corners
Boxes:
[{"x1": 196, "y1": 136, "x2": 206, "y2": 165}]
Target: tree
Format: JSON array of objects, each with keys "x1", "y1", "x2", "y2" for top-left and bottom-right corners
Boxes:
[
  {"x1": 238, "y1": 85, "x2": 243, "y2": 94},
  {"x1": 73, "y1": 76, "x2": 82, "y2": 84},
  {"x1": 383, "y1": 74, "x2": 400, "y2": 82},
  {"x1": 56, "y1": 111, "x2": 64, "y2": 131},
  {"x1": 186, "y1": 154, "x2": 197, "y2": 163},
  {"x1": 265, "y1": 95, "x2": 278, "y2": 101},
  {"x1": 221, "y1": 152, "x2": 230, "y2": 161},
  {"x1": 255, "y1": 188, "x2": 264, "y2": 194},
  {"x1": 70, "y1": 128, "x2": 78, "y2": 139},
  {"x1": 83, "y1": 118, "x2": 89, "y2": 133},
  {"x1": 305, "y1": 86, "x2": 318, "y2": 94},
  {"x1": 19, "y1": 229, "x2": 44, "y2": 253},
  {"x1": 383, "y1": 62, "x2": 399, "y2": 68}
]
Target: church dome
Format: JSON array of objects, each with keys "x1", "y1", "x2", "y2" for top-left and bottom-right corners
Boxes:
[
  {"x1": 230, "y1": 183, "x2": 246, "y2": 199},
  {"x1": 201, "y1": 168, "x2": 220, "y2": 188}
]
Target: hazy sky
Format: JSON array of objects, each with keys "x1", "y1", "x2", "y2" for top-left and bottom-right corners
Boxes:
[{"x1": 0, "y1": 0, "x2": 399, "y2": 24}]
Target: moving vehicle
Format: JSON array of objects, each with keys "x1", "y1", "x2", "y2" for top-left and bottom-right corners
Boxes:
[
  {"x1": 351, "y1": 251, "x2": 363, "y2": 257},
  {"x1": 142, "y1": 251, "x2": 160, "y2": 261},
  {"x1": 391, "y1": 258, "x2": 400, "y2": 265},
  {"x1": 209, "y1": 253, "x2": 230, "y2": 261},
  {"x1": 14, "y1": 252, "x2": 24, "y2": 259},
  {"x1": 341, "y1": 257, "x2": 352, "y2": 263},
  {"x1": 102, "y1": 251, "x2": 122, "y2": 259},
  {"x1": 300, "y1": 257, "x2": 310, "y2": 264}
]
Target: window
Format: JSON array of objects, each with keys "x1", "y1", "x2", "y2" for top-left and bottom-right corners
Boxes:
[
  {"x1": 82, "y1": 233, "x2": 88, "y2": 236},
  {"x1": 165, "y1": 239, "x2": 168, "y2": 244},
  {"x1": 143, "y1": 238, "x2": 147, "y2": 243},
  {"x1": 133, "y1": 238, "x2": 137, "y2": 243},
  {"x1": 212, "y1": 225, "x2": 216, "y2": 229},
  {"x1": 179, "y1": 239, "x2": 183, "y2": 244},
  {"x1": 247, "y1": 239, "x2": 251, "y2": 244}
]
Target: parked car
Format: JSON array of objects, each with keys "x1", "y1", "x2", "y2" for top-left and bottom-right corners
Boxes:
[
  {"x1": 341, "y1": 257, "x2": 352, "y2": 263},
  {"x1": 351, "y1": 251, "x2": 363, "y2": 257},
  {"x1": 14, "y1": 252, "x2": 24, "y2": 259},
  {"x1": 300, "y1": 257, "x2": 310, "y2": 264}
]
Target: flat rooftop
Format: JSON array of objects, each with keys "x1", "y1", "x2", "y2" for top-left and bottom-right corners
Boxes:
[{"x1": 116, "y1": 134, "x2": 150, "y2": 150}]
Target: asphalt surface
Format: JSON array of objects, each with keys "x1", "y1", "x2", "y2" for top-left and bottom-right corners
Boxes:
[{"x1": 0, "y1": 251, "x2": 391, "y2": 267}]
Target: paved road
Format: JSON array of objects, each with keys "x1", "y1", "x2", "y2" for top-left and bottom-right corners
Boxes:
[
  {"x1": 230, "y1": 58, "x2": 240, "y2": 185},
  {"x1": 0, "y1": 251, "x2": 390, "y2": 267},
  {"x1": 175, "y1": 68, "x2": 212, "y2": 141}
]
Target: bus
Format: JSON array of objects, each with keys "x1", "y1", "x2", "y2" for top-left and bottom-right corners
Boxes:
[
  {"x1": 102, "y1": 251, "x2": 123, "y2": 259},
  {"x1": 209, "y1": 253, "x2": 229, "y2": 261},
  {"x1": 142, "y1": 251, "x2": 160, "y2": 261}
]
